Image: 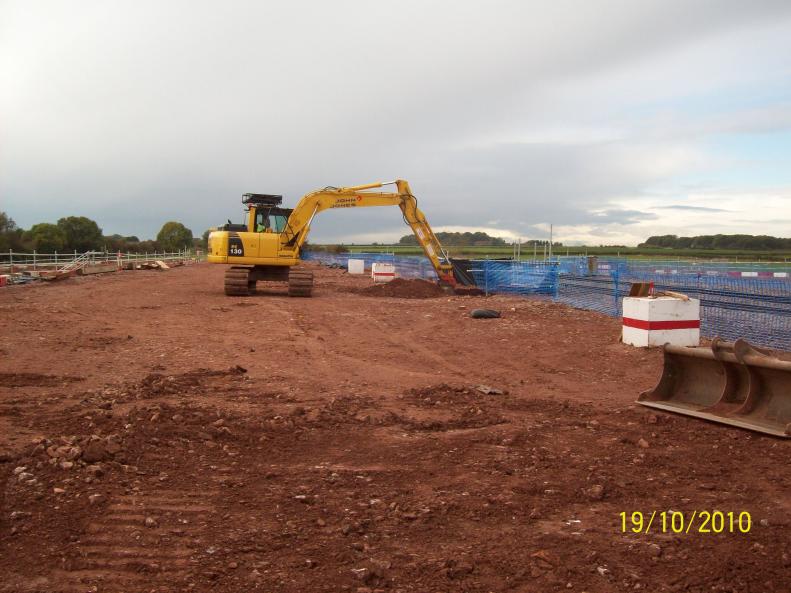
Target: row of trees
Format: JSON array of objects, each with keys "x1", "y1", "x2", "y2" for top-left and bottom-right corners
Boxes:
[
  {"x1": 399, "y1": 231, "x2": 509, "y2": 246},
  {"x1": 640, "y1": 234, "x2": 791, "y2": 250},
  {"x1": 0, "y1": 212, "x2": 198, "y2": 254},
  {"x1": 398, "y1": 232, "x2": 565, "y2": 247}
]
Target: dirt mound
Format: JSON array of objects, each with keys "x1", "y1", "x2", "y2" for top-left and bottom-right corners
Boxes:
[{"x1": 359, "y1": 278, "x2": 445, "y2": 298}]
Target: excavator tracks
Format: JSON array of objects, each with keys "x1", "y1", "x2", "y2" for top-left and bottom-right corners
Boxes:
[
  {"x1": 288, "y1": 268, "x2": 313, "y2": 297},
  {"x1": 224, "y1": 267, "x2": 255, "y2": 296}
]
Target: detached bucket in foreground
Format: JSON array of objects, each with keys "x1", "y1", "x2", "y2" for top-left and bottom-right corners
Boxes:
[{"x1": 638, "y1": 338, "x2": 791, "y2": 437}]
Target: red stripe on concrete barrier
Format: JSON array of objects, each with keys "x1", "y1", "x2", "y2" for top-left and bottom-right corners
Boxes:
[
  {"x1": 623, "y1": 317, "x2": 700, "y2": 330},
  {"x1": 374, "y1": 272, "x2": 396, "y2": 277}
]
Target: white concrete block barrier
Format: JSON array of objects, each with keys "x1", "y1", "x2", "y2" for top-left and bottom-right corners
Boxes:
[{"x1": 622, "y1": 296, "x2": 701, "y2": 348}]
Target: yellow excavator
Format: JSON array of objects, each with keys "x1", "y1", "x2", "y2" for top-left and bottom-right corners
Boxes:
[{"x1": 207, "y1": 179, "x2": 456, "y2": 296}]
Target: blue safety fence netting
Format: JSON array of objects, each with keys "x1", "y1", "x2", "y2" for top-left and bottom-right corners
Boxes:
[
  {"x1": 302, "y1": 251, "x2": 438, "y2": 280},
  {"x1": 303, "y1": 251, "x2": 791, "y2": 351}
]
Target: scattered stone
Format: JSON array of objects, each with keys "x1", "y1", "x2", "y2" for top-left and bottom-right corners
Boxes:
[
  {"x1": 596, "y1": 566, "x2": 609, "y2": 577},
  {"x1": 144, "y1": 516, "x2": 158, "y2": 528},
  {"x1": 317, "y1": 518, "x2": 326, "y2": 527},
  {"x1": 475, "y1": 385, "x2": 504, "y2": 395},
  {"x1": 60, "y1": 461, "x2": 74, "y2": 470},
  {"x1": 9, "y1": 511, "x2": 31, "y2": 520},
  {"x1": 227, "y1": 561, "x2": 238, "y2": 569},
  {"x1": 647, "y1": 543, "x2": 662, "y2": 557},
  {"x1": 53, "y1": 487, "x2": 65, "y2": 494},
  {"x1": 760, "y1": 518, "x2": 769, "y2": 527},
  {"x1": 13, "y1": 466, "x2": 27, "y2": 475},
  {"x1": 637, "y1": 438, "x2": 650, "y2": 449},
  {"x1": 105, "y1": 438, "x2": 122, "y2": 455},
  {"x1": 65, "y1": 446, "x2": 82, "y2": 460},
  {"x1": 585, "y1": 484, "x2": 605, "y2": 501},
  {"x1": 86, "y1": 464, "x2": 105, "y2": 478},
  {"x1": 88, "y1": 494, "x2": 104, "y2": 505},
  {"x1": 17, "y1": 472, "x2": 34, "y2": 482},
  {"x1": 351, "y1": 565, "x2": 385, "y2": 585},
  {"x1": 531, "y1": 550, "x2": 557, "y2": 566},
  {"x1": 82, "y1": 441, "x2": 108, "y2": 463}
]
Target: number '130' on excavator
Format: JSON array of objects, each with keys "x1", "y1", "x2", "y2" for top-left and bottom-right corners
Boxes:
[{"x1": 207, "y1": 179, "x2": 457, "y2": 297}]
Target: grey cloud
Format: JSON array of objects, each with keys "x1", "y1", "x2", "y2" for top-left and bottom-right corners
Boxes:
[
  {"x1": 591, "y1": 209, "x2": 660, "y2": 224},
  {"x1": 654, "y1": 205, "x2": 732, "y2": 212},
  {"x1": 1, "y1": 1, "x2": 791, "y2": 242}
]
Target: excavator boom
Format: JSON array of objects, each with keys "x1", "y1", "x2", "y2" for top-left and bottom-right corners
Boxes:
[{"x1": 280, "y1": 180, "x2": 455, "y2": 285}]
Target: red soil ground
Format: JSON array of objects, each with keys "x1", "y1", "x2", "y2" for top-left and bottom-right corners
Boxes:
[{"x1": 0, "y1": 263, "x2": 788, "y2": 593}]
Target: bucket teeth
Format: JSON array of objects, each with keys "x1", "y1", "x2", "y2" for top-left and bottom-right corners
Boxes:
[{"x1": 638, "y1": 338, "x2": 791, "y2": 437}]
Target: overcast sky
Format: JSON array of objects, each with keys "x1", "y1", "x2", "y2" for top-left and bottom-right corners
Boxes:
[{"x1": 2, "y1": 1, "x2": 791, "y2": 245}]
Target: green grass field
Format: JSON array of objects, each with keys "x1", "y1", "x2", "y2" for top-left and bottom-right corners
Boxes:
[{"x1": 311, "y1": 244, "x2": 791, "y2": 262}]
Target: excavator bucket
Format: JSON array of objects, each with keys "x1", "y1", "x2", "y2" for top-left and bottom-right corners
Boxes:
[{"x1": 638, "y1": 339, "x2": 791, "y2": 437}]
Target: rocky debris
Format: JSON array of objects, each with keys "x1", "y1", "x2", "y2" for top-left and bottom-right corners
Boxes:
[
  {"x1": 144, "y1": 516, "x2": 158, "y2": 528},
  {"x1": 37, "y1": 434, "x2": 125, "y2": 466},
  {"x1": 14, "y1": 466, "x2": 37, "y2": 485},
  {"x1": 637, "y1": 438, "x2": 650, "y2": 449}
]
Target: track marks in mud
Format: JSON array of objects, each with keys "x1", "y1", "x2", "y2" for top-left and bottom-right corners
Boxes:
[{"x1": 0, "y1": 372, "x2": 84, "y2": 388}]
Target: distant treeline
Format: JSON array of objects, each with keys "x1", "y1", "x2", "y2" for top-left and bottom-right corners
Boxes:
[
  {"x1": 399, "y1": 231, "x2": 509, "y2": 246},
  {"x1": 0, "y1": 211, "x2": 202, "y2": 253},
  {"x1": 640, "y1": 234, "x2": 791, "y2": 250}
]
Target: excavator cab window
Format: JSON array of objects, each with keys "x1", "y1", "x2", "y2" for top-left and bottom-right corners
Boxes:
[
  {"x1": 255, "y1": 212, "x2": 271, "y2": 233},
  {"x1": 269, "y1": 214, "x2": 287, "y2": 233},
  {"x1": 254, "y1": 210, "x2": 288, "y2": 233}
]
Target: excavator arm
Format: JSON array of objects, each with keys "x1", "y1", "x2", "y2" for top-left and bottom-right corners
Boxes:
[{"x1": 280, "y1": 179, "x2": 456, "y2": 285}]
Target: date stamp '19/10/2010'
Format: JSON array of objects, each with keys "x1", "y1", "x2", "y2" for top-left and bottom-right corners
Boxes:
[{"x1": 620, "y1": 511, "x2": 752, "y2": 534}]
